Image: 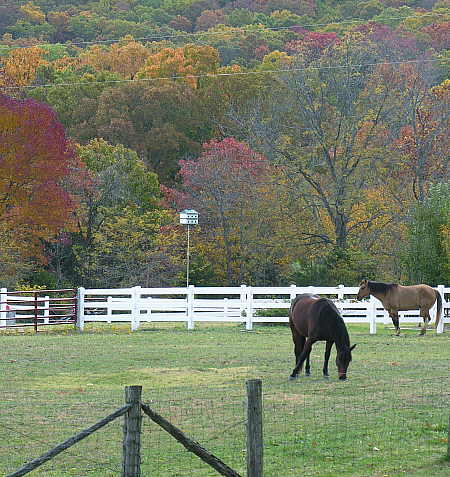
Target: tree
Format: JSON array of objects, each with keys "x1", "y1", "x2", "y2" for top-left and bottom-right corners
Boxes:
[
  {"x1": 69, "y1": 139, "x2": 169, "y2": 287},
  {"x1": 94, "y1": 81, "x2": 214, "y2": 184},
  {"x1": 403, "y1": 181, "x2": 449, "y2": 284},
  {"x1": 0, "y1": 94, "x2": 79, "y2": 263},
  {"x1": 170, "y1": 138, "x2": 278, "y2": 284},
  {"x1": 229, "y1": 33, "x2": 417, "y2": 260}
]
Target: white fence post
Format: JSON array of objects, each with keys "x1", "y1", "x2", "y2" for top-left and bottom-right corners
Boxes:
[
  {"x1": 131, "y1": 286, "x2": 141, "y2": 331},
  {"x1": 337, "y1": 284, "x2": 344, "y2": 300},
  {"x1": 107, "y1": 296, "x2": 113, "y2": 324},
  {"x1": 436, "y1": 284, "x2": 445, "y2": 334},
  {"x1": 44, "y1": 296, "x2": 50, "y2": 324},
  {"x1": 0, "y1": 288, "x2": 7, "y2": 327},
  {"x1": 246, "y1": 287, "x2": 253, "y2": 331},
  {"x1": 240, "y1": 285, "x2": 247, "y2": 324},
  {"x1": 369, "y1": 296, "x2": 377, "y2": 334},
  {"x1": 224, "y1": 298, "x2": 229, "y2": 320},
  {"x1": 76, "y1": 287, "x2": 85, "y2": 332},
  {"x1": 187, "y1": 285, "x2": 195, "y2": 330}
]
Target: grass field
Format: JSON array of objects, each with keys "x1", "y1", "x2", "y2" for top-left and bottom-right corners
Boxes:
[{"x1": 1, "y1": 322, "x2": 449, "y2": 477}]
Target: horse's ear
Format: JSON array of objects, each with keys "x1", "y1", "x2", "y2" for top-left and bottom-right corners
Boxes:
[
  {"x1": 350, "y1": 344, "x2": 357, "y2": 351},
  {"x1": 361, "y1": 279, "x2": 368, "y2": 286}
]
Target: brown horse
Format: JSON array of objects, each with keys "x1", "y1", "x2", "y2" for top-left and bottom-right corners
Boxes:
[
  {"x1": 288, "y1": 294, "x2": 356, "y2": 381},
  {"x1": 356, "y1": 280, "x2": 442, "y2": 336}
]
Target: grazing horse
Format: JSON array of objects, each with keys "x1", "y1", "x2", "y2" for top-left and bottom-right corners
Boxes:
[
  {"x1": 288, "y1": 294, "x2": 356, "y2": 381},
  {"x1": 356, "y1": 280, "x2": 442, "y2": 336}
]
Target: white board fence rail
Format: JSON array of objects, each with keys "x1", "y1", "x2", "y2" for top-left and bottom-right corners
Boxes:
[{"x1": 73, "y1": 284, "x2": 449, "y2": 334}]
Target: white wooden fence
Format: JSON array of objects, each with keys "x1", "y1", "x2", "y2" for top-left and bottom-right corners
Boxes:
[{"x1": 75, "y1": 284, "x2": 449, "y2": 334}]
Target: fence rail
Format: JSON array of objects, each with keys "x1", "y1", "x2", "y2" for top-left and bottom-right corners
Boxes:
[
  {"x1": 0, "y1": 285, "x2": 447, "y2": 334},
  {"x1": 74, "y1": 284, "x2": 449, "y2": 334}
]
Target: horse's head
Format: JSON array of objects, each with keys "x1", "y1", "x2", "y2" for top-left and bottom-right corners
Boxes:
[
  {"x1": 356, "y1": 279, "x2": 370, "y2": 301},
  {"x1": 336, "y1": 344, "x2": 356, "y2": 380}
]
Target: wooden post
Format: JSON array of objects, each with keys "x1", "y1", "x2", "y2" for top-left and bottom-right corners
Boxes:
[
  {"x1": 187, "y1": 284, "x2": 195, "y2": 330},
  {"x1": 33, "y1": 291, "x2": 38, "y2": 332},
  {"x1": 246, "y1": 379, "x2": 263, "y2": 477},
  {"x1": 122, "y1": 385, "x2": 142, "y2": 477}
]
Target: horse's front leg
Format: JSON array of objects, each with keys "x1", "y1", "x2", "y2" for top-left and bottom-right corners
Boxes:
[
  {"x1": 323, "y1": 341, "x2": 333, "y2": 377},
  {"x1": 305, "y1": 352, "x2": 311, "y2": 376},
  {"x1": 289, "y1": 338, "x2": 315, "y2": 381}
]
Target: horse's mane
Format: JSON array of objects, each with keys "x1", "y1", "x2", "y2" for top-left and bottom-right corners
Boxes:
[
  {"x1": 315, "y1": 298, "x2": 350, "y2": 345},
  {"x1": 368, "y1": 281, "x2": 398, "y2": 294}
]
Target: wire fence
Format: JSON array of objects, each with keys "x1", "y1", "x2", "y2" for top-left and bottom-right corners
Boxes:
[{"x1": 2, "y1": 373, "x2": 448, "y2": 476}]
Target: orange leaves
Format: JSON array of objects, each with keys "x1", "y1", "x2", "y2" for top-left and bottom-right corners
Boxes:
[
  {"x1": 0, "y1": 46, "x2": 48, "y2": 87},
  {"x1": 79, "y1": 37, "x2": 150, "y2": 79},
  {"x1": 137, "y1": 44, "x2": 219, "y2": 88}
]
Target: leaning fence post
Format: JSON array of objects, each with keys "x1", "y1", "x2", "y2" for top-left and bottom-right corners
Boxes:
[
  {"x1": 122, "y1": 385, "x2": 142, "y2": 477},
  {"x1": 246, "y1": 379, "x2": 263, "y2": 477}
]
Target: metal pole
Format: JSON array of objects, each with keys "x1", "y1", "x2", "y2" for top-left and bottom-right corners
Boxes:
[{"x1": 186, "y1": 223, "x2": 190, "y2": 287}]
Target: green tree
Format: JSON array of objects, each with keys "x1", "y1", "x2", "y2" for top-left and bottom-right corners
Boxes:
[{"x1": 403, "y1": 181, "x2": 450, "y2": 285}]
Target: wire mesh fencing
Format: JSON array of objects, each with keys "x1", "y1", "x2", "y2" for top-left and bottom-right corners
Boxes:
[{"x1": 1, "y1": 373, "x2": 449, "y2": 476}]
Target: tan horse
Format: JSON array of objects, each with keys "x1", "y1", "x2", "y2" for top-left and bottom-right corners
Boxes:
[{"x1": 356, "y1": 280, "x2": 442, "y2": 336}]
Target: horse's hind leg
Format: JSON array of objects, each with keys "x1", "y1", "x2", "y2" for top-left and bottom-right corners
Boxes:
[
  {"x1": 305, "y1": 352, "x2": 311, "y2": 376},
  {"x1": 419, "y1": 309, "x2": 431, "y2": 336},
  {"x1": 290, "y1": 338, "x2": 315, "y2": 381},
  {"x1": 390, "y1": 312, "x2": 400, "y2": 336},
  {"x1": 289, "y1": 334, "x2": 305, "y2": 380}
]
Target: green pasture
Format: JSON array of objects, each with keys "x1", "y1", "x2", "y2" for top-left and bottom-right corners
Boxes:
[{"x1": 1, "y1": 323, "x2": 449, "y2": 477}]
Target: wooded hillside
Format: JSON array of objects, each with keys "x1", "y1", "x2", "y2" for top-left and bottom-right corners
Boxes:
[{"x1": 0, "y1": 0, "x2": 449, "y2": 288}]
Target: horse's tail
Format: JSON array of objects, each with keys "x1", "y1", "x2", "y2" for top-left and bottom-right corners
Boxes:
[{"x1": 434, "y1": 289, "x2": 442, "y2": 329}]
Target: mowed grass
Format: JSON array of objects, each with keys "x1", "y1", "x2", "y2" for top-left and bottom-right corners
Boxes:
[{"x1": 0, "y1": 322, "x2": 449, "y2": 477}]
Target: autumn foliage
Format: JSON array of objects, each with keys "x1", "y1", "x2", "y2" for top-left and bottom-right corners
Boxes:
[{"x1": 0, "y1": 94, "x2": 80, "y2": 256}]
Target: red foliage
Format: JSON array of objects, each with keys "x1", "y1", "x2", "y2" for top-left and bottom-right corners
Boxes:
[
  {"x1": 0, "y1": 94, "x2": 83, "y2": 246},
  {"x1": 420, "y1": 22, "x2": 450, "y2": 51},
  {"x1": 285, "y1": 31, "x2": 340, "y2": 59}
]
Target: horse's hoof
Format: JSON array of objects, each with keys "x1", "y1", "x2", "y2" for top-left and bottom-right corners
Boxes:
[
  {"x1": 288, "y1": 375, "x2": 298, "y2": 381},
  {"x1": 323, "y1": 374, "x2": 329, "y2": 378},
  {"x1": 305, "y1": 373, "x2": 311, "y2": 377}
]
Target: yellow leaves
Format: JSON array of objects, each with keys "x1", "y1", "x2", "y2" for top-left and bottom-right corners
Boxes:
[
  {"x1": 137, "y1": 44, "x2": 219, "y2": 88},
  {"x1": 0, "y1": 46, "x2": 48, "y2": 87},
  {"x1": 19, "y1": 2, "x2": 45, "y2": 24},
  {"x1": 79, "y1": 37, "x2": 150, "y2": 79}
]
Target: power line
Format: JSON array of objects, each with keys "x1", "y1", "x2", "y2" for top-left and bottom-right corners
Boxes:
[
  {"x1": 0, "y1": 12, "x2": 447, "y2": 50},
  {"x1": 1, "y1": 57, "x2": 439, "y2": 90}
]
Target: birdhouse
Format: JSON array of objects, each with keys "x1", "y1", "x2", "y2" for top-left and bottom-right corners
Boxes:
[{"x1": 179, "y1": 209, "x2": 198, "y2": 225}]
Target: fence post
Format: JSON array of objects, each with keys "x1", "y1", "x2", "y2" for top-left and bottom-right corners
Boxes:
[
  {"x1": 246, "y1": 379, "x2": 263, "y2": 477},
  {"x1": 187, "y1": 284, "x2": 195, "y2": 330},
  {"x1": 131, "y1": 286, "x2": 141, "y2": 331},
  {"x1": 240, "y1": 285, "x2": 247, "y2": 325},
  {"x1": 76, "y1": 287, "x2": 85, "y2": 332},
  {"x1": 0, "y1": 288, "x2": 7, "y2": 328},
  {"x1": 289, "y1": 284, "x2": 297, "y2": 302},
  {"x1": 246, "y1": 287, "x2": 253, "y2": 331},
  {"x1": 369, "y1": 296, "x2": 377, "y2": 335},
  {"x1": 436, "y1": 285, "x2": 445, "y2": 334},
  {"x1": 337, "y1": 284, "x2": 344, "y2": 300},
  {"x1": 224, "y1": 298, "x2": 229, "y2": 320},
  {"x1": 43, "y1": 296, "x2": 50, "y2": 325},
  {"x1": 122, "y1": 385, "x2": 142, "y2": 477}
]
